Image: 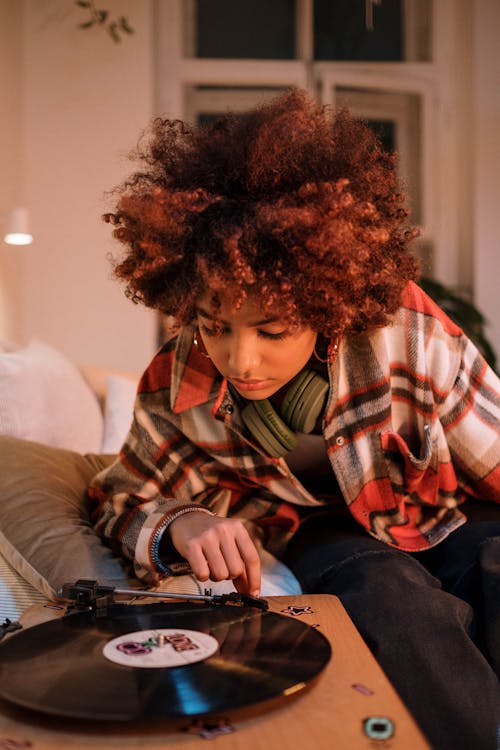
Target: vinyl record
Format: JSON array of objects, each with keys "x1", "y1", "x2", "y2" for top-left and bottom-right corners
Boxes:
[{"x1": 0, "y1": 601, "x2": 332, "y2": 720}]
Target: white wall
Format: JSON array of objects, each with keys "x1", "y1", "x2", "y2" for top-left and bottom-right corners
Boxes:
[
  {"x1": 0, "y1": 1, "x2": 25, "y2": 343},
  {"x1": 473, "y1": 0, "x2": 500, "y2": 364},
  {"x1": 20, "y1": 0, "x2": 156, "y2": 371},
  {"x1": 0, "y1": 0, "x2": 498, "y2": 370}
]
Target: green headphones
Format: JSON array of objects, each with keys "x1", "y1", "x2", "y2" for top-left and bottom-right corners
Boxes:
[{"x1": 240, "y1": 369, "x2": 329, "y2": 458}]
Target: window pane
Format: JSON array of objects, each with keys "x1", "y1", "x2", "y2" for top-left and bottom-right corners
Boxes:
[
  {"x1": 184, "y1": 86, "x2": 288, "y2": 125},
  {"x1": 195, "y1": 0, "x2": 295, "y2": 59},
  {"x1": 367, "y1": 119, "x2": 397, "y2": 153},
  {"x1": 334, "y1": 86, "x2": 422, "y2": 224},
  {"x1": 314, "y1": 0, "x2": 432, "y2": 61}
]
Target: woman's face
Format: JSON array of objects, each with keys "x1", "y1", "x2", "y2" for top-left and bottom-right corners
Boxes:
[{"x1": 195, "y1": 290, "x2": 317, "y2": 400}]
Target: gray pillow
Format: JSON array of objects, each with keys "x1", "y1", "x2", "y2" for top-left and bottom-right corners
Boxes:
[{"x1": 0, "y1": 435, "x2": 138, "y2": 599}]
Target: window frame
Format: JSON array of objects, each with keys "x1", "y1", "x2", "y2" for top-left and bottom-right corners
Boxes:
[{"x1": 154, "y1": 0, "x2": 472, "y2": 291}]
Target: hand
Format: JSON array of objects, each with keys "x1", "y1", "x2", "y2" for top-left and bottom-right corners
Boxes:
[{"x1": 168, "y1": 512, "x2": 261, "y2": 597}]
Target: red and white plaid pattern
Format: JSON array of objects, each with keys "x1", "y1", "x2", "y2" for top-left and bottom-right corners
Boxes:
[{"x1": 89, "y1": 282, "x2": 500, "y2": 582}]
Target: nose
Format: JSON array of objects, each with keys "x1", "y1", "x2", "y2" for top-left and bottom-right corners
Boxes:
[{"x1": 227, "y1": 333, "x2": 260, "y2": 377}]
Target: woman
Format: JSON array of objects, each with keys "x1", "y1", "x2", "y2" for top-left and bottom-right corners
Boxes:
[{"x1": 89, "y1": 90, "x2": 500, "y2": 749}]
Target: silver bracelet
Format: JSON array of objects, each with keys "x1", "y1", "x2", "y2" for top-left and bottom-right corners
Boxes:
[{"x1": 150, "y1": 505, "x2": 215, "y2": 574}]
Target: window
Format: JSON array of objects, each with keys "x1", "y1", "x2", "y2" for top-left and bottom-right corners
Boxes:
[
  {"x1": 156, "y1": 0, "x2": 472, "y2": 292},
  {"x1": 195, "y1": 0, "x2": 296, "y2": 59},
  {"x1": 314, "y1": 0, "x2": 431, "y2": 62}
]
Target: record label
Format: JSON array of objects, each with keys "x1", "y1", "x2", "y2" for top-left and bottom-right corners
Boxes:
[{"x1": 103, "y1": 628, "x2": 219, "y2": 668}]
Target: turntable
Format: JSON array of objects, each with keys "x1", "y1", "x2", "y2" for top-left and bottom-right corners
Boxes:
[{"x1": 0, "y1": 583, "x2": 430, "y2": 748}]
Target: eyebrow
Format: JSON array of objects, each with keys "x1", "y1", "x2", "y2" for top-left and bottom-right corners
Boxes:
[{"x1": 195, "y1": 305, "x2": 279, "y2": 327}]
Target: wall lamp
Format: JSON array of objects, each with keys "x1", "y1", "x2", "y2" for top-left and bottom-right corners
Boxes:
[{"x1": 1, "y1": 207, "x2": 33, "y2": 246}]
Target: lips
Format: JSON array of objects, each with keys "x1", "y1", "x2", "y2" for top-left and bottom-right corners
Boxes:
[{"x1": 229, "y1": 378, "x2": 275, "y2": 393}]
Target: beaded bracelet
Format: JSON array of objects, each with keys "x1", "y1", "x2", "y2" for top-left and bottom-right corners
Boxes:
[{"x1": 150, "y1": 504, "x2": 215, "y2": 575}]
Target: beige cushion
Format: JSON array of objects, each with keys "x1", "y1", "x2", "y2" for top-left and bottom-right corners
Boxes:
[{"x1": 0, "y1": 436, "x2": 137, "y2": 599}]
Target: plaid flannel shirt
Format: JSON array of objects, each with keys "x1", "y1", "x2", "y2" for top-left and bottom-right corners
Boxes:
[{"x1": 88, "y1": 282, "x2": 500, "y2": 583}]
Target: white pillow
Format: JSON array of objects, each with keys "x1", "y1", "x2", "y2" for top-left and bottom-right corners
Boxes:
[
  {"x1": 0, "y1": 338, "x2": 103, "y2": 453},
  {"x1": 101, "y1": 373, "x2": 138, "y2": 453}
]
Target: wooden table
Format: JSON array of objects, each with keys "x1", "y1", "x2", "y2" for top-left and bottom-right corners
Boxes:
[{"x1": 0, "y1": 594, "x2": 430, "y2": 749}]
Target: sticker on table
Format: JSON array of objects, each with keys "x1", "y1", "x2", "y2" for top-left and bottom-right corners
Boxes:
[
  {"x1": 184, "y1": 717, "x2": 235, "y2": 739},
  {"x1": 352, "y1": 683, "x2": 375, "y2": 696},
  {"x1": 281, "y1": 605, "x2": 314, "y2": 617}
]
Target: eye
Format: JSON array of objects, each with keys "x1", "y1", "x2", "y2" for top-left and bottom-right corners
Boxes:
[
  {"x1": 199, "y1": 323, "x2": 230, "y2": 337},
  {"x1": 199, "y1": 324, "x2": 216, "y2": 337},
  {"x1": 258, "y1": 330, "x2": 287, "y2": 340}
]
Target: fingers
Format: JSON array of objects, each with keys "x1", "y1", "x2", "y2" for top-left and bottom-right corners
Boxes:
[
  {"x1": 235, "y1": 529, "x2": 261, "y2": 597},
  {"x1": 169, "y1": 514, "x2": 261, "y2": 596},
  {"x1": 199, "y1": 523, "x2": 261, "y2": 596},
  {"x1": 182, "y1": 540, "x2": 211, "y2": 582}
]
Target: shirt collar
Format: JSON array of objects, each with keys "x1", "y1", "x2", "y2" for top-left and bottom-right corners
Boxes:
[{"x1": 171, "y1": 325, "x2": 224, "y2": 413}]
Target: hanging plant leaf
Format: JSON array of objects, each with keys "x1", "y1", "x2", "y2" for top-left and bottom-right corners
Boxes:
[
  {"x1": 107, "y1": 22, "x2": 121, "y2": 44},
  {"x1": 74, "y1": 1, "x2": 134, "y2": 42},
  {"x1": 119, "y1": 17, "x2": 134, "y2": 34}
]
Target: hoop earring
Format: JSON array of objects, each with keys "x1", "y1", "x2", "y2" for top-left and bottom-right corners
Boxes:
[
  {"x1": 313, "y1": 335, "x2": 328, "y2": 363},
  {"x1": 313, "y1": 336, "x2": 339, "y2": 364},
  {"x1": 193, "y1": 329, "x2": 211, "y2": 358},
  {"x1": 313, "y1": 345, "x2": 328, "y2": 363}
]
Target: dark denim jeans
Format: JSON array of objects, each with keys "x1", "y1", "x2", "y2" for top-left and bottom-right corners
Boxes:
[{"x1": 283, "y1": 501, "x2": 500, "y2": 750}]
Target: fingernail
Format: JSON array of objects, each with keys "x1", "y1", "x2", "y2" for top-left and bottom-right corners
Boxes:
[{"x1": 251, "y1": 590, "x2": 260, "y2": 598}]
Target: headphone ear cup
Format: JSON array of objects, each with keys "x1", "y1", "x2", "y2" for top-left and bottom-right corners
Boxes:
[
  {"x1": 241, "y1": 399, "x2": 298, "y2": 458},
  {"x1": 281, "y1": 369, "x2": 329, "y2": 433}
]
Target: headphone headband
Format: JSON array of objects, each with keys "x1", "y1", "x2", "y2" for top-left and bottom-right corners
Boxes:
[{"x1": 241, "y1": 369, "x2": 329, "y2": 457}]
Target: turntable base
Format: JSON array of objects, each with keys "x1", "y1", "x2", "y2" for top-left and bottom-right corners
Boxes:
[{"x1": 0, "y1": 594, "x2": 429, "y2": 749}]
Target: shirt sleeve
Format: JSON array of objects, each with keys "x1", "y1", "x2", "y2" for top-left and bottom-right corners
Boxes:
[
  {"x1": 88, "y1": 391, "x2": 221, "y2": 583},
  {"x1": 437, "y1": 332, "x2": 500, "y2": 502}
]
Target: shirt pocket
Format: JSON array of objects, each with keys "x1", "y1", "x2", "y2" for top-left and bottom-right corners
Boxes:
[{"x1": 380, "y1": 424, "x2": 440, "y2": 504}]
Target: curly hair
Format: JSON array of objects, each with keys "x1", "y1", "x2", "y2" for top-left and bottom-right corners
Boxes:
[{"x1": 104, "y1": 89, "x2": 419, "y2": 337}]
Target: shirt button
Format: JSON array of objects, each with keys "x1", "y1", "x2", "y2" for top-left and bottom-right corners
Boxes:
[
  {"x1": 336, "y1": 436, "x2": 345, "y2": 446},
  {"x1": 225, "y1": 404, "x2": 234, "y2": 414}
]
